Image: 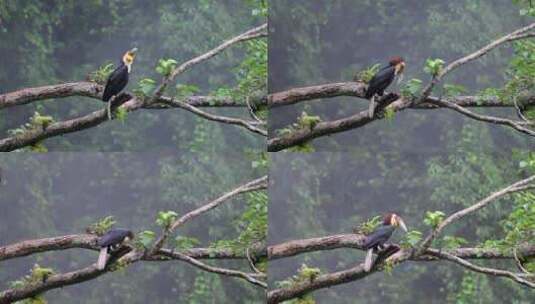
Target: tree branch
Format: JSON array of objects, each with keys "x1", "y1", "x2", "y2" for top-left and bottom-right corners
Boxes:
[
  {"x1": 151, "y1": 175, "x2": 268, "y2": 254},
  {"x1": 427, "y1": 98, "x2": 535, "y2": 136},
  {"x1": 156, "y1": 250, "x2": 267, "y2": 288},
  {"x1": 418, "y1": 175, "x2": 535, "y2": 253},
  {"x1": 0, "y1": 234, "x2": 97, "y2": 261},
  {"x1": 429, "y1": 250, "x2": 535, "y2": 288},
  {"x1": 161, "y1": 97, "x2": 267, "y2": 136},
  {"x1": 152, "y1": 23, "x2": 267, "y2": 102},
  {"x1": 0, "y1": 82, "x2": 254, "y2": 110},
  {"x1": 0, "y1": 178, "x2": 269, "y2": 302},
  {"x1": 419, "y1": 22, "x2": 535, "y2": 100}
]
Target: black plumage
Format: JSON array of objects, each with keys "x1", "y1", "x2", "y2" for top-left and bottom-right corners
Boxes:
[
  {"x1": 364, "y1": 56, "x2": 405, "y2": 118},
  {"x1": 102, "y1": 64, "x2": 129, "y2": 102},
  {"x1": 362, "y1": 213, "x2": 407, "y2": 272},
  {"x1": 100, "y1": 48, "x2": 137, "y2": 119},
  {"x1": 365, "y1": 65, "x2": 396, "y2": 99},
  {"x1": 97, "y1": 228, "x2": 133, "y2": 270},
  {"x1": 362, "y1": 225, "x2": 396, "y2": 250}
]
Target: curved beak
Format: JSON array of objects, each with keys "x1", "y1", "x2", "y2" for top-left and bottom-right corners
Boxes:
[
  {"x1": 130, "y1": 47, "x2": 138, "y2": 54},
  {"x1": 398, "y1": 218, "x2": 408, "y2": 232},
  {"x1": 395, "y1": 62, "x2": 405, "y2": 84}
]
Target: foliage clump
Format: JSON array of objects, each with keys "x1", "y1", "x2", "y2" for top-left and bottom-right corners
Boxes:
[
  {"x1": 86, "y1": 216, "x2": 116, "y2": 235},
  {"x1": 8, "y1": 111, "x2": 55, "y2": 152},
  {"x1": 424, "y1": 210, "x2": 445, "y2": 228},
  {"x1": 353, "y1": 63, "x2": 381, "y2": 83},
  {"x1": 8, "y1": 264, "x2": 55, "y2": 303},
  {"x1": 208, "y1": 190, "x2": 267, "y2": 265},
  {"x1": 156, "y1": 58, "x2": 178, "y2": 76},
  {"x1": 424, "y1": 58, "x2": 445, "y2": 76},
  {"x1": 135, "y1": 230, "x2": 156, "y2": 249},
  {"x1": 400, "y1": 230, "x2": 423, "y2": 249},
  {"x1": 88, "y1": 63, "x2": 115, "y2": 85},
  {"x1": 352, "y1": 215, "x2": 382, "y2": 235},
  {"x1": 156, "y1": 210, "x2": 178, "y2": 228}
]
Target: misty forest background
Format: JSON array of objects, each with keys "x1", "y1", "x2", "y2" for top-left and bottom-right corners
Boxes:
[
  {"x1": 0, "y1": 152, "x2": 268, "y2": 303},
  {"x1": 0, "y1": 0, "x2": 268, "y2": 303},
  {"x1": 268, "y1": 0, "x2": 535, "y2": 303},
  {"x1": 0, "y1": 0, "x2": 266, "y2": 152},
  {"x1": 0, "y1": 0, "x2": 534, "y2": 303}
]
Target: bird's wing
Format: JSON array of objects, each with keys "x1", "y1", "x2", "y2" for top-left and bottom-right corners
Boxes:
[
  {"x1": 98, "y1": 229, "x2": 129, "y2": 247},
  {"x1": 362, "y1": 225, "x2": 395, "y2": 249},
  {"x1": 102, "y1": 64, "x2": 128, "y2": 101},
  {"x1": 366, "y1": 66, "x2": 396, "y2": 98}
]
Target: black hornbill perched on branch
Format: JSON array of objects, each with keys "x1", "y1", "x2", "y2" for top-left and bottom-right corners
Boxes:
[
  {"x1": 362, "y1": 213, "x2": 407, "y2": 272},
  {"x1": 97, "y1": 228, "x2": 134, "y2": 270},
  {"x1": 102, "y1": 48, "x2": 138, "y2": 120},
  {"x1": 365, "y1": 56, "x2": 405, "y2": 118}
]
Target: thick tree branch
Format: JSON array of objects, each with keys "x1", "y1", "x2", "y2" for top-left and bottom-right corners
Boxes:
[
  {"x1": 268, "y1": 24, "x2": 535, "y2": 151},
  {"x1": 268, "y1": 98, "x2": 412, "y2": 152},
  {"x1": 267, "y1": 82, "x2": 535, "y2": 151},
  {"x1": 0, "y1": 178, "x2": 269, "y2": 302},
  {"x1": 0, "y1": 234, "x2": 97, "y2": 261},
  {"x1": 0, "y1": 265, "x2": 108, "y2": 304},
  {"x1": 0, "y1": 24, "x2": 268, "y2": 151},
  {"x1": 0, "y1": 97, "x2": 145, "y2": 152},
  {"x1": 268, "y1": 82, "x2": 535, "y2": 109},
  {"x1": 267, "y1": 239, "x2": 535, "y2": 303},
  {"x1": 0, "y1": 82, "x2": 253, "y2": 109}
]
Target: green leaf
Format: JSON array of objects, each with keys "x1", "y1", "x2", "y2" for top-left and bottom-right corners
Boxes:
[
  {"x1": 174, "y1": 236, "x2": 200, "y2": 250},
  {"x1": 400, "y1": 78, "x2": 423, "y2": 98},
  {"x1": 400, "y1": 230, "x2": 423, "y2": 249},
  {"x1": 442, "y1": 235, "x2": 468, "y2": 249},
  {"x1": 87, "y1": 216, "x2": 116, "y2": 235},
  {"x1": 137, "y1": 230, "x2": 156, "y2": 248},
  {"x1": 424, "y1": 211, "x2": 446, "y2": 228},
  {"x1": 156, "y1": 210, "x2": 179, "y2": 227},
  {"x1": 444, "y1": 84, "x2": 467, "y2": 97},
  {"x1": 353, "y1": 215, "x2": 382, "y2": 235},
  {"x1": 115, "y1": 107, "x2": 128, "y2": 123},
  {"x1": 134, "y1": 78, "x2": 157, "y2": 97},
  {"x1": 424, "y1": 58, "x2": 445, "y2": 76},
  {"x1": 156, "y1": 58, "x2": 178, "y2": 76},
  {"x1": 176, "y1": 84, "x2": 200, "y2": 98}
]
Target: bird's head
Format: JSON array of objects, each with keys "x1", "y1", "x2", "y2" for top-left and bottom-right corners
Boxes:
[
  {"x1": 124, "y1": 230, "x2": 135, "y2": 242},
  {"x1": 122, "y1": 48, "x2": 138, "y2": 72},
  {"x1": 389, "y1": 56, "x2": 405, "y2": 76},
  {"x1": 383, "y1": 213, "x2": 408, "y2": 232}
]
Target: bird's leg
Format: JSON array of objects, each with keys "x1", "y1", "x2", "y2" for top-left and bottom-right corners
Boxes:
[{"x1": 368, "y1": 95, "x2": 376, "y2": 118}]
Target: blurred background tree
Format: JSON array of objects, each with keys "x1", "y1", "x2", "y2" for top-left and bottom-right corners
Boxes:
[
  {"x1": 0, "y1": 0, "x2": 266, "y2": 152},
  {"x1": 268, "y1": 0, "x2": 534, "y2": 302},
  {"x1": 0, "y1": 151, "x2": 267, "y2": 303}
]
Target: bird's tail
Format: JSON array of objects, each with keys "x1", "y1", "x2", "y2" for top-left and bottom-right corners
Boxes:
[
  {"x1": 97, "y1": 247, "x2": 108, "y2": 270},
  {"x1": 107, "y1": 100, "x2": 112, "y2": 120},
  {"x1": 368, "y1": 95, "x2": 376, "y2": 118},
  {"x1": 364, "y1": 248, "x2": 374, "y2": 272}
]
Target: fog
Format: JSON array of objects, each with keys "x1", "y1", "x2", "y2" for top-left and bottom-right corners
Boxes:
[{"x1": 0, "y1": 152, "x2": 264, "y2": 303}]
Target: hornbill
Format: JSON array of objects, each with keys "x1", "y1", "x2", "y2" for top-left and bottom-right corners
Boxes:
[
  {"x1": 365, "y1": 56, "x2": 405, "y2": 118},
  {"x1": 97, "y1": 228, "x2": 134, "y2": 270},
  {"x1": 102, "y1": 48, "x2": 138, "y2": 120},
  {"x1": 362, "y1": 213, "x2": 407, "y2": 272}
]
